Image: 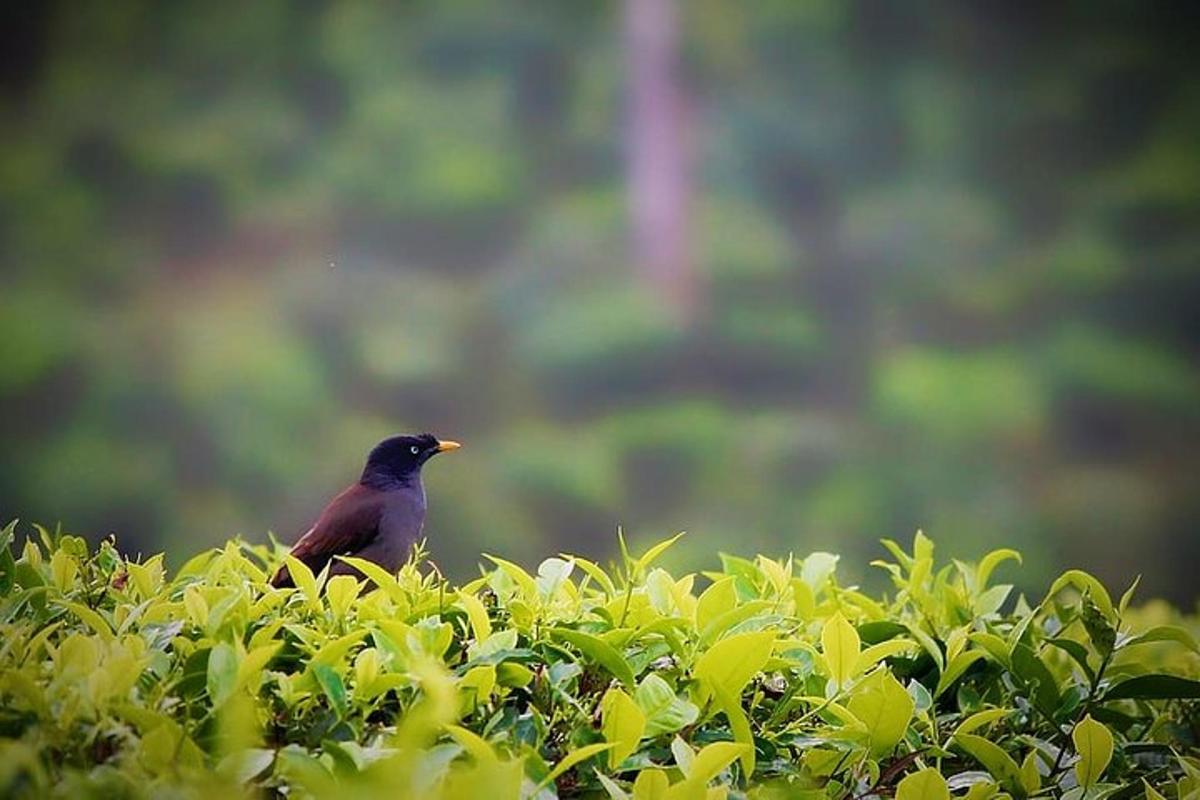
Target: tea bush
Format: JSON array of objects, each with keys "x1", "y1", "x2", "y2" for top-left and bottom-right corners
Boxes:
[{"x1": 0, "y1": 521, "x2": 1196, "y2": 799}]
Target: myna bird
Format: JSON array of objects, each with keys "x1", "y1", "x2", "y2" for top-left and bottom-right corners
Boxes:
[{"x1": 270, "y1": 433, "x2": 460, "y2": 588}]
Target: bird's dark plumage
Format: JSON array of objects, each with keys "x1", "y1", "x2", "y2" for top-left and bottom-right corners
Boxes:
[{"x1": 270, "y1": 433, "x2": 460, "y2": 588}]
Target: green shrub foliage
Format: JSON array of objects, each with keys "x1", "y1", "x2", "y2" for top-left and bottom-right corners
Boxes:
[{"x1": 0, "y1": 522, "x2": 1196, "y2": 798}]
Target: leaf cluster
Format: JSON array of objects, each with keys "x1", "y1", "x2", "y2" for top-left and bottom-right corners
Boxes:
[{"x1": 0, "y1": 523, "x2": 1196, "y2": 798}]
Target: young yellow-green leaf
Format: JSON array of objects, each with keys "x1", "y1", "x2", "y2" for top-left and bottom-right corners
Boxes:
[
  {"x1": 601, "y1": 688, "x2": 647, "y2": 769},
  {"x1": 236, "y1": 643, "x2": 280, "y2": 691},
  {"x1": 550, "y1": 628, "x2": 636, "y2": 687},
  {"x1": 57, "y1": 601, "x2": 114, "y2": 642},
  {"x1": 335, "y1": 555, "x2": 405, "y2": 603},
  {"x1": 1143, "y1": 779, "x2": 1167, "y2": 800},
  {"x1": 570, "y1": 555, "x2": 617, "y2": 597},
  {"x1": 846, "y1": 669, "x2": 914, "y2": 756},
  {"x1": 1020, "y1": 750, "x2": 1041, "y2": 793},
  {"x1": 1073, "y1": 714, "x2": 1113, "y2": 789},
  {"x1": 309, "y1": 630, "x2": 368, "y2": 670},
  {"x1": 49, "y1": 550, "x2": 77, "y2": 592},
  {"x1": 976, "y1": 548, "x2": 1021, "y2": 592},
  {"x1": 457, "y1": 590, "x2": 492, "y2": 641},
  {"x1": 535, "y1": 742, "x2": 614, "y2": 791},
  {"x1": 671, "y1": 737, "x2": 695, "y2": 776},
  {"x1": 855, "y1": 639, "x2": 913, "y2": 678},
  {"x1": 695, "y1": 576, "x2": 738, "y2": 631},
  {"x1": 687, "y1": 741, "x2": 752, "y2": 784},
  {"x1": 284, "y1": 555, "x2": 322, "y2": 611},
  {"x1": 445, "y1": 724, "x2": 499, "y2": 764},
  {"x1": 636, "y1": 532, "x2": 686, "y2": 572},
  {"x1": 896, "y1": 768, "x2": 950, "y2": 800},
  {"x1": 497, "y1": 662, "x2": 534, "y2": 688},
  {"x1": 636, "y1": 674, "x2": 700, "y2": 736},
  {"x1": 693, "y1": 630, "x2": 774, "y2": 701},
  {"x1": 821, "y1": 612, "x2": 861, "y2": 688},
  {"x1": 459, "y1": 665, "x2": 497, "y2": 710},
  {"x1": 953, "y1": 708, "x2": 1011, "y2": 737},
  {"x1": 632, "y1": 769, "x2": 669, "y2": 800},
  {"x1": 698, "y1": 600, "x2": 772, "y2": 646},
  {"x1": 712, "y1": 682, "x2": 755, "y2": 776},
  {"x1": 325, "y1": 575, "x2": 359, "y2": 618},
  {"x1": 483, "y1": 554, "x2": 539, "y2": 599}
]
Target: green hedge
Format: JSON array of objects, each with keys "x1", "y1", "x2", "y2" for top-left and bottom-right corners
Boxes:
[{"x1": 0, "y1": 522, "x2": 1196, "y2": 798}]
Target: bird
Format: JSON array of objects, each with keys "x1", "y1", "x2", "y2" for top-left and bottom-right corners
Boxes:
[{"x1": 270, "y1": 433, "x2": 460, "y2": 588}]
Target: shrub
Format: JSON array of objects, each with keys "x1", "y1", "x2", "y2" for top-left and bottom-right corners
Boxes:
[{"x1": 0, "y1": 522, "x2": 1196, "y2": 798}]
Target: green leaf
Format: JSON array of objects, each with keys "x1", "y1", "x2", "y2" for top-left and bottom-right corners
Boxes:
[
  {"x1": 1121, "y1": 625, "x2": 1199, "y2": 654},
  {"x1": 206, "y1": 642, "x2": 238, "y2": 708},
  {"x1": 314, "y1": 663, "x2": 348, "y2": 717},
  {"x1": 601, "y1": 688, "x2": 646, "y2": 769},
  {"x1": 846, "y1": 669, "x2": 914, "y2": 756},
  {"x1": 693, "y1": 629, "x2": 774, "y2": 701},
  {"x1": 1103, "y1": 674, "x2": 1200, "y2": 701},
  {"x1": 1011, "y1": 643, "x2": 1061, "y2": 716},
  {"x1": 936, "y1": 650, "x2": 985, "y2": 697},
  {"x1": 1045, "y1": 638, "x2": 1095, "y2": 683},
  {"x1": 896, "y1": 768, "x2": 950, "y2": 800},
  {"x1": 596, "y1": 771, "x2": 631, "y2": 800},
  {"x1": 549, "y1": 627, "x2": 636, "y2": 687},
  {"x1": 1044, "y1": 570, "x2": 1115, "y2": 622},
  {"x1": 953, "y1": 733, "x2": 1025, "y2": 795},
  {"x1": 821, "y1": 612, "x2": 861, "y2": 688},
  {"x1": 1072, "y1": 715, "x2": 1113, "y2": 789}
]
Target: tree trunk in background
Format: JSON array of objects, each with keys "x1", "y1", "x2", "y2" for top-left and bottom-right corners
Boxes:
[{"x1": 626, "y1": 0, "x2": 697, "y2": 320}]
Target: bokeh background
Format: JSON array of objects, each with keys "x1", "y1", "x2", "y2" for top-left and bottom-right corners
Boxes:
[{"x1": 2, "y1": 1, "x2": 1198, "y2": 603}]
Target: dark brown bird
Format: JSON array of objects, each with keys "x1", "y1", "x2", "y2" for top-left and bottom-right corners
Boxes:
[{"x1": 270, "y1": 433, "x2": 460, "y2": 588}]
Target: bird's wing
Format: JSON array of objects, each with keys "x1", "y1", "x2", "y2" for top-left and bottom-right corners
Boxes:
[{"x1": 270, "y1": 483, "x2": 384, "y2": 587}]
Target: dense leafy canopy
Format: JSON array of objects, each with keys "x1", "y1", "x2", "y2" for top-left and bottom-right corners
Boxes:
[{"x1": 0, "y1": 522, "x2": 1196, "y2": 798}]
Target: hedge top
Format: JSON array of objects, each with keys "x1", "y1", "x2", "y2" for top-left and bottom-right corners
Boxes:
[{"x1": 0, "y1": 522, "x2": 1196, "y2": 799}]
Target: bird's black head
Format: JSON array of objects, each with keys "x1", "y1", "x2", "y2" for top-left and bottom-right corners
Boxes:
[{"x1": 360, "y1": 433, "x2": 461, "y2": 488}]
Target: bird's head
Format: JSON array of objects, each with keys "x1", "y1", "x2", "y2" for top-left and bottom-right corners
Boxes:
[{"x1": 361, "y1": 433, "x2": 461, "y2": 488}]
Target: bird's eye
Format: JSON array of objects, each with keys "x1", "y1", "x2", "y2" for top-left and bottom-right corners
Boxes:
[{"x1": 410, "y1": 445, "x2": 420, "y2": 455}]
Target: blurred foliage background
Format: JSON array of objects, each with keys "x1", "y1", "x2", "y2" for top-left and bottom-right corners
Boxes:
[{"x1": 1, "y1": 1, "x2": 1197, "y2": 602}]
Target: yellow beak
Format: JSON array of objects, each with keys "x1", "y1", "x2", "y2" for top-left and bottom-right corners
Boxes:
[{"x1": 435, "y1": 440, "x2": 462, "y2": 452}]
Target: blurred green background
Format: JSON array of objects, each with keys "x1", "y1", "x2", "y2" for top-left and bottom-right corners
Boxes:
[{"x1": 1, "y1": 1, "x2": 1197, "y2": 602}]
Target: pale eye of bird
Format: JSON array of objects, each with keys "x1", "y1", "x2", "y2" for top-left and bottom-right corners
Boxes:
[{"x1": 410, "y1": 445, "x2": 419, "y2": 454}]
